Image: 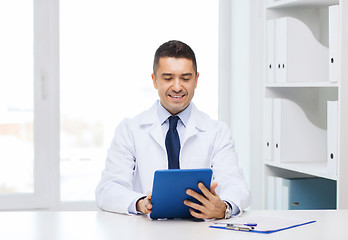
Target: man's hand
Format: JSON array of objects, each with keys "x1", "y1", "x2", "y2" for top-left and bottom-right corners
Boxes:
[
  {"x1": 136, "y1": 192, "x2": 152, "y2": 214},
  {"x1": 184, "y1": 182, "x2": 226, "y2": 219}
]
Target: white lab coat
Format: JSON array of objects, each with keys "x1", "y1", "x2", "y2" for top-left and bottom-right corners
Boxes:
[{"x1": 96, "y1": 101, "x2": 251, "y2": 214}]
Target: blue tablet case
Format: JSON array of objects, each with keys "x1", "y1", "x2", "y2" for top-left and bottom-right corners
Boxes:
[{"x1": 150, "y1": 168, "x2": 212, "y2": 220}]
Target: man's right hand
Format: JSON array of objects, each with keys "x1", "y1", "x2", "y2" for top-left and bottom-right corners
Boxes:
[{"x1": 136, "y1": 192, "x2": 152, "y2": 214}]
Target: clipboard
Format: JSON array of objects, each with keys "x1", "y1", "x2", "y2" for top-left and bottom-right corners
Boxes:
[
  {"x1": 210, "y1": 215, "x2": 316, "y2": 234},
  {"x1": 150, "y1": 168, "x2": 212, "y2": 220}
]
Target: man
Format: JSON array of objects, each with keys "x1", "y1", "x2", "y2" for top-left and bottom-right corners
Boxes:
[{"x1": 96, "y1": 40, "x2": 251, "y2": 219}]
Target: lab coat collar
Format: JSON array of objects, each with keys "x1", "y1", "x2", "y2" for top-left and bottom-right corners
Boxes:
[
  {"x1": 157, "y1": 101, "x2": 192, "y2": 128},
  {"x1": 139, "y1": 101, "x2": 208, "y2": 150},
  {"x1": 139, "y1": 101, "x2": 207, "y2": 131},
  {"x1": 139, "y1": 101, "x2": 158, "y2": 125},
  {"x1": 188, "y1": 104, "x2": 207, "y2": 132}
]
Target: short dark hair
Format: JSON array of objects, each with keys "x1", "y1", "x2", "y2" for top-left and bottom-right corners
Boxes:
[{"x1": 153, "y1": 40, "x2": 197, "y2": 76}]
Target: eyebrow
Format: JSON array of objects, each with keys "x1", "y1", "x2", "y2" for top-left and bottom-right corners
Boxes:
[
  {"x1": 161, "y1": 73, "x2": 173, "y2": 77},
  {"x1": 182, "y1": 73, "x2": 193, "y2": 77},
  {"x1": 161, "y1": 73, "x2": 193, "y2": 77}
]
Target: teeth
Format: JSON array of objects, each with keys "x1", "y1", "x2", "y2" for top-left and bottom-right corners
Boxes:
[{"x1": 169, "y1": 94, "x2": 184, "y2": 98}]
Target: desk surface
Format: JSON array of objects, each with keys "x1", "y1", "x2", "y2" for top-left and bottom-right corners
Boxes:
[{"x1": 0, "y1": 210, "x2": 347, "y2": 240}]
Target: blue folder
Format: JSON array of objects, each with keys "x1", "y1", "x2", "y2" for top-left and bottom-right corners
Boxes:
[{"x1": 150, "y1": 168, "x2": 212, "y2": 220}]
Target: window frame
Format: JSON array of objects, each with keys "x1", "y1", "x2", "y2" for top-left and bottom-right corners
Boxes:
[
  {"x1": 0, "y1": 0, "x2": 230, "y2": 210},
  {"x1": 0, "y1": 0, "x2": 60, "y2": 210}
]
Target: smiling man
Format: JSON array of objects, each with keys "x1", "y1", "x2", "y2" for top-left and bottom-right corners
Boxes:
[
  {"x1": 96, "y1": 40, "x2": 251, "y2": 219},
  {"x1": 152, "y1": 56, "x2": 198, "y2": 116}
]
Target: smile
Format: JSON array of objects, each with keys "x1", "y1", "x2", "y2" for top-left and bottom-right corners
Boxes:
[{"x1": 169, "y1": 94, "x2": 185, "y2": 98}]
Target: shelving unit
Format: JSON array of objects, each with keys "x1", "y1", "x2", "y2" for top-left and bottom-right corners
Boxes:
[{"x1": 263, "y1": 0, "x2": 347, "y2": 210}]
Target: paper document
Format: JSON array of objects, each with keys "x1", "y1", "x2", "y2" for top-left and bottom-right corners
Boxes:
[{"x1": 210, "y1": 215, "x2": 316, "y2": 234}]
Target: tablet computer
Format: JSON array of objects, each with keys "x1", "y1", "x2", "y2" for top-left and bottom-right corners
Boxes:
[{"x1": 150, "y1": 168, "x2": 212, "y2": 220}]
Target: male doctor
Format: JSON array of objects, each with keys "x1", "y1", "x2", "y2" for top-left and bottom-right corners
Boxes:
[{"x1": 96, "y1": 40, "x2": 251, "y2": 219}]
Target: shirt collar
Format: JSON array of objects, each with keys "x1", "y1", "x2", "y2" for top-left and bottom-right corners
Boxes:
[{"x1": 157, "y1": 100, "x2": 192, "y2": 127}]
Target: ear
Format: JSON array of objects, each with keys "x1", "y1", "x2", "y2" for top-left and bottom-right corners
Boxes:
[
  {"x1": 152, "y1": 73, "x2": 158, "y2": 89},
  {"x1": 194, "y1": 72, "x2": 199, "y2": 89}
]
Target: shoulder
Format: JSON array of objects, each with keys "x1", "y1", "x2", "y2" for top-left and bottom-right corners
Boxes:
[
  {"x1": 117, "y1": 102, "x2": 158, "y2": 129},
  {"x1": 190, "y1": 103, "x2": 229, "y2": 132},
  {"x1": 191, "y1": 105, "x2": 235, "y2": 149}
]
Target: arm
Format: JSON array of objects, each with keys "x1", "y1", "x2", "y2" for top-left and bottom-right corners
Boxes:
[
  {"x1": 95, "y1": 119, "x2": 145, "y2": 214},
  {"x1": 184, "y1": 122, "x2": 251, "y2": 219},
  {"x1": 210, "y1": 122, "x2": 251, "y2": 213}
]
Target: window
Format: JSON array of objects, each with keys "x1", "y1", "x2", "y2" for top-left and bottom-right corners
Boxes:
[
  {"x1": 0, "y1": 0, "x2": 34, "y2": 195},
  {"x1": 0, "y1": 0, "x2": 219, "y2": 208},
  {"x1": 59, "y1": 0, "x2": 218, "y2": 202},
  {"x1": 0, "y1": 0, "x2": 58, "y2": 209}
]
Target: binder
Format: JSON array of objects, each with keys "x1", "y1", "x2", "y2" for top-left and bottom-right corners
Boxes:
[
  {"x1": 263, "y1": 98, "x2": 273, "y2": 161},
  {"x1": 287, "y1": 178, "x2": 336, "y2": 210},
  {"x1": 275, "y1": 177, "x2": 288, "y2": 210},
  {"x1": 272, "y1": 98, "x2": 326, "y2": 163},
  {"x1": 275, "y1": 18, "x2": 287, "y2": 83},
  {"x1": 272, "y1": 98, "x2": 281, "y2": 162},
  {"x1": 266, "y1": 19, "x2": 275, "y2": 83},
  {"x1": 327, "y1": 101, "x2": 338, "y2": 176},
  {"x1": 329, "y1": 5, "x2": 340, "y2": 83},
  {"x1": 266, "y1": 176, "x2": 276, "y2": 209},
  {"x1": 274, "y1": 17, "x2": 329, "y2": 83},
  {"x1": 266, "y1": 176, "x2": 289, "y2": 210}
]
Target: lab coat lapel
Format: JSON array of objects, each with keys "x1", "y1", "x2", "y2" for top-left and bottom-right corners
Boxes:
[
  {"x1": 148, "y1": 124, "x2": 165, "y2": 150},
  {"x1": 181, "y1": 104, "x2": 207, "y2": 147},
  {"x1": 140, "y1": 102, "x2": 166, "y2": 151},
  {"x1": 140, "y1": 102, "x2": 207, "y2": 151}
]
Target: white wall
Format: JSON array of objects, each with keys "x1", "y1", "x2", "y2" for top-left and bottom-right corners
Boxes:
[
  {"x1": 247, "y1": 0, "x2": 264, "y2": 210},
  {"x1": 219, "y1": 0, "x2": 264, "y2": 210}
]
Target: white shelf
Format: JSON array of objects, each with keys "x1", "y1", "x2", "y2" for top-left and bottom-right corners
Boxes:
[
  {"x1": 265, "y1": 82, "x2": 338, "y2": 88},
  {"x1": 265, "y1": 161, "x2": 337, "y2": 181},
  {"x1": 266, "y1": 0, "x2": 339, "y2": 9},
  {"x1": 263, "y1": 0, "x2": 348, "y2": 210}
]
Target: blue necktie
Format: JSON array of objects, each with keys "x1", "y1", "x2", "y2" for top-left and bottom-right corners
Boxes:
[{"x1": 165, "y1": 116, "x2": 180, "y2": 169}]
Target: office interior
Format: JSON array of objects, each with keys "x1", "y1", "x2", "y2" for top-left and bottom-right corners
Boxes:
[{"x1": 0, "y1": 0, "x2": 347, "y2": 213}]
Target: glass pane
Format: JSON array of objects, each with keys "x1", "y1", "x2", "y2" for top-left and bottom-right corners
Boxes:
[
  {"x1": 60, "y1": 0, "x2": 218, "y2": 201},
  {"x1": 0, "y1": 1, "x2": 34, "y2": 194}
]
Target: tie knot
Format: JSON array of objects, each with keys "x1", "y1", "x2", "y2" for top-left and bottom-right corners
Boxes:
[{"x1": 168, "y1": 116, "x2": 180, "y2": 129}]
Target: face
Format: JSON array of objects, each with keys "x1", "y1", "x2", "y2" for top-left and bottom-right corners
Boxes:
[{"x1": 152, "y1": 57, "x2": 199, "y2": 115}]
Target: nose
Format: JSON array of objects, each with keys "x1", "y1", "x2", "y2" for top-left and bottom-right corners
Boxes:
[{"x1": 172, "y1": 78, "x2": 182, "y2": 92}]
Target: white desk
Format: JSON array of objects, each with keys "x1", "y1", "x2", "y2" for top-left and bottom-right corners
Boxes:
[{"x1": 0, "y1": 210, "x2": 347, "y2": 240}]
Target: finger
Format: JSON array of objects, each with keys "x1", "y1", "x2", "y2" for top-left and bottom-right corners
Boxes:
[
  {"x1": 210, "y1": 182, "x2": 219, "y2": 196},
  {"x1": 189, "y1": 208, "x2": 206, "y2": 219},
  {"x1": 146, "y1": 192, "x2": 153, "y2": 210},
  {"x1": 198, "y1": 182, "x2": 215, "y2": 200},
  {"x1": 145, "y1": 197, "x2": 152, "y2": 210},
  {"x1": 184, "y1": 200, "x2": 204, "y2": 212},
  {"x1": 143, "y1": 208, "x2": 152, "y2": 214},
  {"x1": 186, "y1": 189, "x2": 209, "y2": 205},
  {"x1": 143, "y1": 204, "x2": 152, "y2": 214}
]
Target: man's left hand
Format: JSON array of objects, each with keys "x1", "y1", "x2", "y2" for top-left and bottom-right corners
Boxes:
[{"x1": 184, "y1": 182, "x2": 226, "y2": 219}]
